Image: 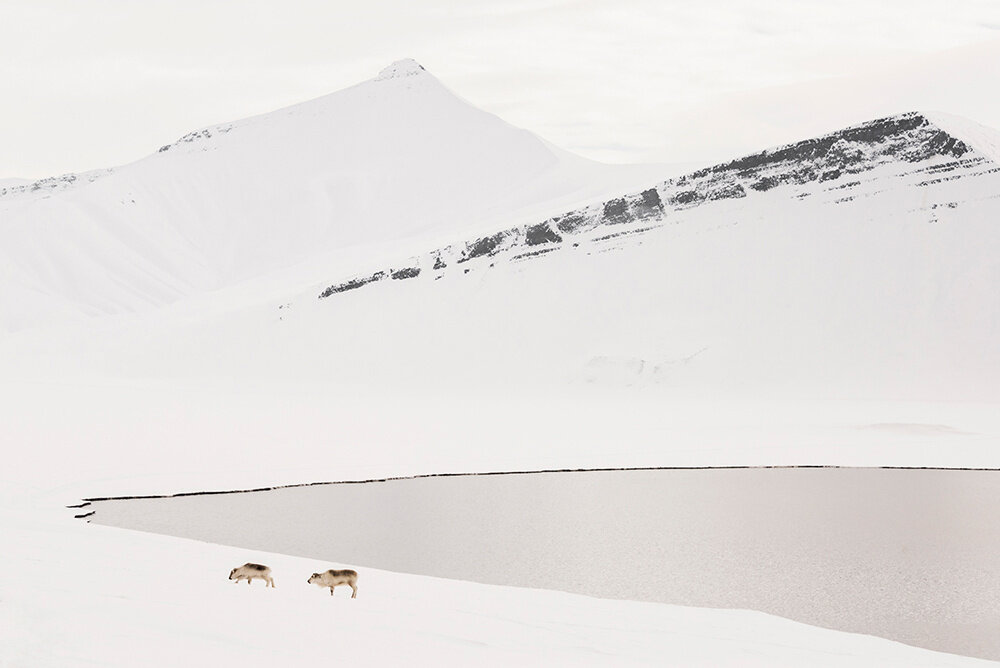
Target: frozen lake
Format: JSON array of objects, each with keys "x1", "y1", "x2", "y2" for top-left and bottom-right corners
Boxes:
[{"x1": 88, "y1": 467, "x2": 1000, "y2": 660}]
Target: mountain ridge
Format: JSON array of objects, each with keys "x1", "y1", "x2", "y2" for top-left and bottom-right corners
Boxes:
[{"x1": 314, "y1": 110, "x2": 999, "y2": 301}]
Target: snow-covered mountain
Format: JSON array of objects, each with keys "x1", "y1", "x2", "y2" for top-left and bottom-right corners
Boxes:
[
  {"x1": 8, "y1": 101, "x2": 995, "y2": 404},
  {"x1": 0, "y1": 59, "x2": 659, "y2": 331}
]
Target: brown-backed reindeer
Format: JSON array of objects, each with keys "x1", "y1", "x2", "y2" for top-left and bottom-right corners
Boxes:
[
  {"x1": 307, "y1": 569, "x2": 358, "y2": 598},
  {"x1": 228, "y1": 563, "x2": 275, "y2": 587}
]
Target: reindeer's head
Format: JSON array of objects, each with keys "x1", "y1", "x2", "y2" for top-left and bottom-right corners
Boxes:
[
  {"x1": 229, "y1": 568, "x2": 238, "y2": 580},
  {"x1": 307, "y1": 573, "x2": 320, "y2": 585}
]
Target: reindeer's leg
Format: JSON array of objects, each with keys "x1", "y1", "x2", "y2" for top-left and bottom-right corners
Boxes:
[
  {"x1": 350, "y1": 583, "x2": 357, "y2": 599},
  {"x1": 329, "y1": 586, "x2": 335, "y2": 596},
  {"x1": 269, "y1": 577, "x2": 275, "y2": 588}
]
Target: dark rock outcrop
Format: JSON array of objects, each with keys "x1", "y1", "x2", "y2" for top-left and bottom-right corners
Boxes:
[{"x1": 319, "y1": 271, "x2": 386, "y2": 298}]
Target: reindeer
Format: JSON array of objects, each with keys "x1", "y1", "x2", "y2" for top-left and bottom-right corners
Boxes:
[
  {"x1": 307, "y1": 569, "x2": 358, "y2": 598},
  {"x1": 228, "y1": 563, "x2": 275, "y2": 587}
]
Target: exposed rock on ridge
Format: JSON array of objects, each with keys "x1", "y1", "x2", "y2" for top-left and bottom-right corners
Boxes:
[{"x1": 318, "y1": 112, "x2": 995, "y2": 300}]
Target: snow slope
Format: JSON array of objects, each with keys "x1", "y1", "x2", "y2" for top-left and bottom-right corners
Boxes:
[{"x1": 0, "y1": 59, "x2": 661, "y2": 331}]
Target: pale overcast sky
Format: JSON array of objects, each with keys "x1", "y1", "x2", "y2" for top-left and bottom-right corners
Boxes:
[{"x1": 2, "y1": 0, "x2": 1000, "y2": 178}]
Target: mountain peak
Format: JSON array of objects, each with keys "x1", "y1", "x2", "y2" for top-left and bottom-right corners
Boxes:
[
  {"x1": 375, "y1": 59, "x2": 427, "y2": 81},
  {"x1": 922, "y1": 110, "x2": 1000, "y2": 163}
]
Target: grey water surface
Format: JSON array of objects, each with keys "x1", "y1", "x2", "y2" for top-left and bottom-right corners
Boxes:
[{"x1": 89, "y1": 468, "x2": 1000, "y2": 660}]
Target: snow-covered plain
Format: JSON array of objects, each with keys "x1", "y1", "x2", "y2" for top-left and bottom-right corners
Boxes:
[{"x1": 3, "y1": 61, "x2": 1000, "y2": 666}]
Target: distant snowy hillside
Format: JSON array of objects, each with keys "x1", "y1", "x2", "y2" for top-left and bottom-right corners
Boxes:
[
  {"x1": 17, "y1": 111, "x2": 995, "y2": 403},
  {"x1": 1, "y1": 65, "x2": 998, "y2": 409},
  {"x1": 0, "y1": 59, "x2": 659, "y2": 331},
  {"x1": 290, "y1": 111, "x2": 999, "y2": 401}
]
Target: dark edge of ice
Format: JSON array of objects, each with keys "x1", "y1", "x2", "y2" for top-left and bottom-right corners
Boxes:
[{"x1": 78, "y1": 464, "x2": 1000, "y2": 504}]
